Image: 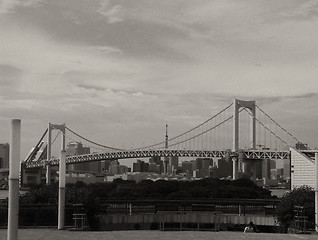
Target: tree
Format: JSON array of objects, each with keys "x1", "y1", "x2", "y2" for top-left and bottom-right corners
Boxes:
[{"x1": 275, "y1": 186, "x2": 314, "y2": 232}]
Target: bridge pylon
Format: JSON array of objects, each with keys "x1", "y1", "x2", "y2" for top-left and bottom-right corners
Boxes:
[
  {"x1": 46, "y1": 122, "x2": 66, "y2": 185},
  {"x1": 233, "y1": 99, "x2": 256, "y2": 151},
  {"x1": 232, "y1": 99, "x2": 256, "y2": 180}
]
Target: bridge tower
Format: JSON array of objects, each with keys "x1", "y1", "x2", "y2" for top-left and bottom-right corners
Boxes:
[
  {"x1": 46, "y1": 123, "x2": 66, "y2": 185},
  {"x1": 232, "y1": 99, "x2": 256, "y2": 179}
]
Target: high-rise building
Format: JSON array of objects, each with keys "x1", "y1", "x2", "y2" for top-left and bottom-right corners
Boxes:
[
  {"x1": 133, "y1": 159, "x2": 149, "y2": 172},
  {"x1": 193, "y1": 158, "x2": 212, "y2": 178},
  {"x1": 101, "y1": 160, "x2": 111, "y2": 173},
  {"x1": 149, "y1": 156, "x2": 163, "y2": 173},
  {"x1": 66, "y1": 142, "x2": 101, "y2": 172},
  {"x1": 194, "y1": 158, "x2": 203, "y2": 171},
  {"x1": 109, "y1": 160, "x2": 128, "y2": 174},
  {"x1": 0, "y1": 143, "x2": 9, "y2": 169},
  {"x1": 149, "y1": 156, "x2": 161, "y2": 165},
  {"x1": 181, "y1": 161, "x2": 195, "y2": 176},
  {"x1": 217, "y1": 158, "x2": 233, "y2": 178},
  {"x1": 169, "y1": 156, "x2": 179, "y2": 174},
  {"x1": 262, "y1": 159, "x2": 271, "y2": 181},
  {"x1": 149, "y1": 163, "x2": 161, "y2": 173}
]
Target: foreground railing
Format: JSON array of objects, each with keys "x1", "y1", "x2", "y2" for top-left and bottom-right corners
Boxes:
[
  {"x1": 0, "y1": 198, "x2": 279, "y2": 227},
  {"x1": 99, "y1": 198, "x2": 279, "y2": 216},
  {"x1": 0, "y1": 202, "x2": 74, "y2": 227}
]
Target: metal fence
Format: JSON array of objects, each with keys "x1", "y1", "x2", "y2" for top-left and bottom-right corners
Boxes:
[
  {"x1": 99, "y1": 199, "x2": 279, "y2": 216},
  {"x1": 0, "y1": 201, "x2": 74, "y2": 227},
  {"x1": 0, "y1": 198, "x2": 279, "y2": 227}
]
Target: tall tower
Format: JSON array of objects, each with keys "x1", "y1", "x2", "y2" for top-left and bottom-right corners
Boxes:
[
  {"x1": 232, "y1": 99, "x2": 256, "y2": 180},
  {"x1": 233, "y1": 99, "x2": 256, "y2": 151},
  {"x1": 164, "y1": 123, "x2": 169, "y2": 174},
  {"x1": 46, "y1": 123, "x2": 66, "y2": 185},
  {"x1": 165, "y1": 122, "x2": 168, "y2": 149}
]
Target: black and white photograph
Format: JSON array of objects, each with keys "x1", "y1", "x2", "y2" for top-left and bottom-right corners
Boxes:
[{"x1": 1, "y1": 0, "x2": 318, "y2": 239}]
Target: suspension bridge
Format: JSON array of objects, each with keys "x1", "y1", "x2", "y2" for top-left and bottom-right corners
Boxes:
[{"x1": 22, "y1": 99, "x2": 308, "y2": 184}]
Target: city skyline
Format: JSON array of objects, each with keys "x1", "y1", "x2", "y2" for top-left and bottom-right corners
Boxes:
[{"x1": 1, "y1": 1, "x2": 318, "y2": 159}]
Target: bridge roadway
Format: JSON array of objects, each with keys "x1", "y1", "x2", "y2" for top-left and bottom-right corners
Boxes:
[{"x1": 25, "y1": 149, "x2": 290, "y2": 168}]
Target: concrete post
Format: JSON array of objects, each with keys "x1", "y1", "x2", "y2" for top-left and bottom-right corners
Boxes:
[
  {"x1": 46, "y1": 123, "x2": 52, "y2": 185},
  {"x1": 7, "y1": 119, "x2": 21, "y2": 240},
  {"x1": 58, "y1": 150, "x2": 66, "y2": 230},
  {"x1": 315, "y1": 153, "x2": 318, "y2": 232}
]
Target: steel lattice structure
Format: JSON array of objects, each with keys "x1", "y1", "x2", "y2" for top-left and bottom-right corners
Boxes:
[
  {"x1": 25, "y1": 149, "x2": 290, "y2": 168},
  {"x1": 23, "y1": 99, "x2": 303, "y2": 169}
]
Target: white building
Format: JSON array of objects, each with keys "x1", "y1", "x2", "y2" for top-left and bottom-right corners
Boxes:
[{"x1": 290, "y1": 148, "x2": 317, "y2": 189}]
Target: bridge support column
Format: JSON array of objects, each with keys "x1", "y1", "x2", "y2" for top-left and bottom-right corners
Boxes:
[
  {"x1": 232, "y1": 159, "x2": 238, "y2": 180},
  {"x1": 46, "y1": 123, "x2": 66, "y2": 185},
  {"x1": 231, "y1": 152, "x2": 239, "y2": 180},
  {"x1": 46, "y1": 164, "x2": 51, "y2": 185},
  {"x1": 58, "y1": 150, "x2": 66, "y2": 230}
]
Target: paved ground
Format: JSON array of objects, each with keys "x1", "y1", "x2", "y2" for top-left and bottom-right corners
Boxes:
[{"x1": 1, "y1": 229, "x2": 318, "y2": 240}]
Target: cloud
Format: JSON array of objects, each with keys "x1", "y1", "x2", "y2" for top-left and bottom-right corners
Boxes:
[
  {"x1": 1, "y1": 0, "x2": 318, "y2": 154},
  {"x1": 279, "y1": 0, "x2": 318, "y2": 20},
  {"x1": 97, "y1": 0, "x2": 125, "y2": 23},
  {"x1": 77, "y1": 84, "x2": 106, "y2": 92},
  {"x1": 0, "y1": 0, "x2": 43, "y2": 14},
  {"x1": 0, "y1": 64, "x2": 23, "y2": 85}
]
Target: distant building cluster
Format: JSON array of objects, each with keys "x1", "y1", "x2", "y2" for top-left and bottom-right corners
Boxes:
[
  {"x1": 0, "y1": 143, "x2": 9, "y2": 188},
  {"x1": 19, "y1": 141, "x2": 316, "y2": 189},
  {"x1": 0, "y1": 143, "x2": 9, "y2": 169},
  {"x1": 59, "y1": 141, "x2": 292, "y2": 188}
]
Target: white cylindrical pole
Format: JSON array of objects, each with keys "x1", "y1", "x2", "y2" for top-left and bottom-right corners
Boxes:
[
  {"x1": 7, "y1": 119, "x2": 21, "y2": 240},
  {"x1": 315, "y1": 153, "x2": 318, "y2": 232},
  {"x1": 58, "y1": 150, "x2": 66, "y2": 230},
  {"x1": 46, "y1": 123, "x2": 52, "y2": 185}
]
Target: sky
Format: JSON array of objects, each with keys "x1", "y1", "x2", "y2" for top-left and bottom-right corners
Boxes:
[{"x1": 0, "y1": 0, "x2": 318, "y2": 159}]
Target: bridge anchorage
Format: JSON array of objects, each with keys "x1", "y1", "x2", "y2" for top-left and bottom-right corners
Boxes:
[{"x1": 22, "y1": 99, "x2": 307, "y2": 185}]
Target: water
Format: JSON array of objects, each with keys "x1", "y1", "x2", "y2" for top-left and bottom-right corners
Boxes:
[{"x1": 0, "y1": 229, "x2": 317, "y2": 240}]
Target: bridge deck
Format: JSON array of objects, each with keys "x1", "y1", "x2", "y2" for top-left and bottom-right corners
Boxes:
[{"x1": 25, "y1": 149, "x2": 290, "y2": 168}]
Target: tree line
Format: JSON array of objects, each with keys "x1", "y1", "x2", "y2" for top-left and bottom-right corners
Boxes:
[
  {"x1": 20, "y1": 178, "x2": 273, "y2": 205},
  {"x1": 18, "y1": 179, "x2": 315, "y2": 232}
]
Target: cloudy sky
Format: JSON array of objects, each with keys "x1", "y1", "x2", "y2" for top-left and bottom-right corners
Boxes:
[{"x1": 1, "y1": 0, "x2": 318, "y2": 158}]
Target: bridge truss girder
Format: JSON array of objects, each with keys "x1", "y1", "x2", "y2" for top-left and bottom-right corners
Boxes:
[{"x1": 24, "y1": 149, "x2": 290, "y2": 168}]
